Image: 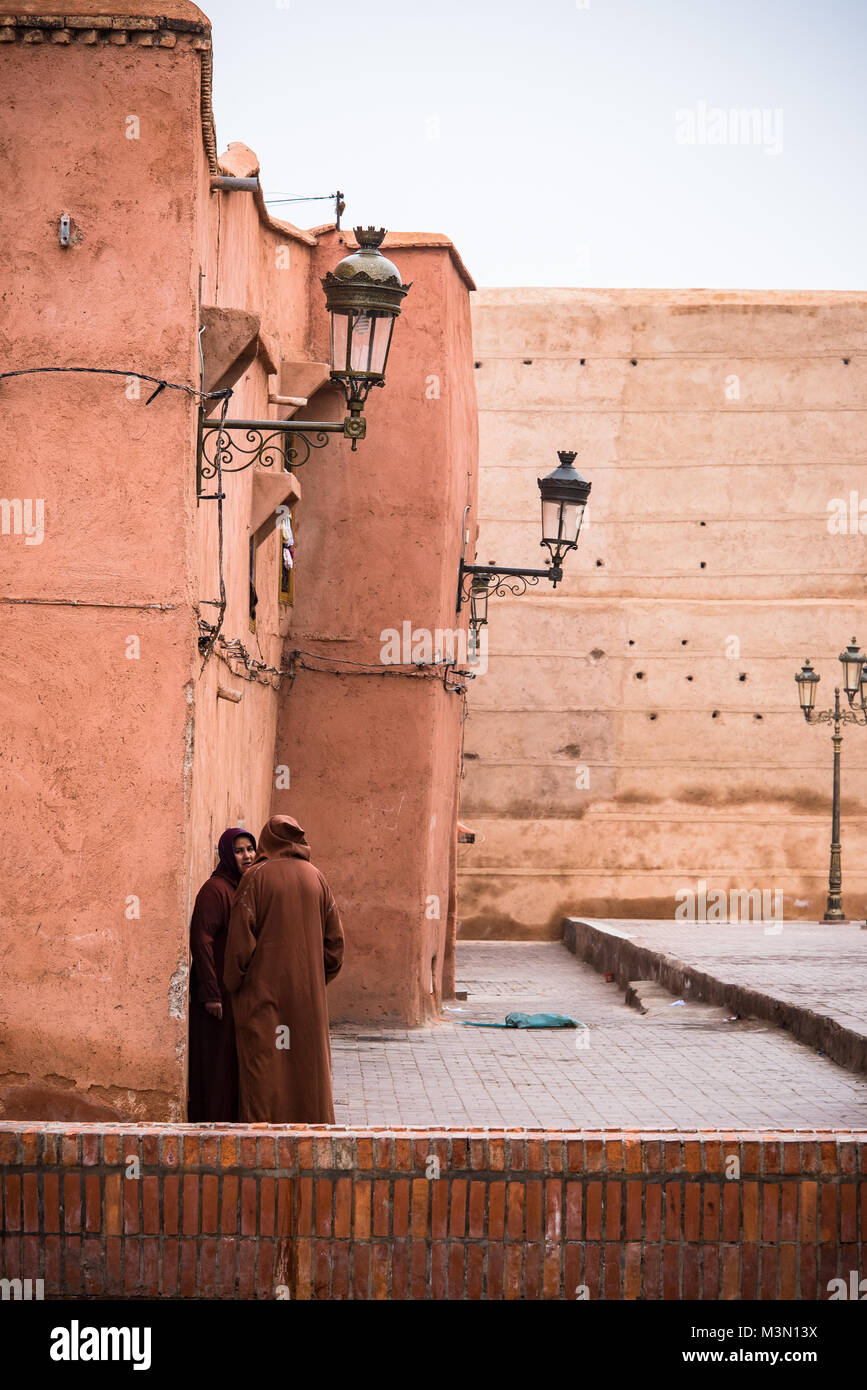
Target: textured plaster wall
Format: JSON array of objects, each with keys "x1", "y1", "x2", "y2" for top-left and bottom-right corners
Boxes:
[
  {"x1": 0, "y1": 14, "x2": 207, "y2": 1118},
  {"x1": 0, "y1": 4, "x2": 479, "y2": 1116},
  {"x1": 272, "y1": 232, "x2": 478, "y2": 1024},
  {"x1": 459, "y1": 288, "x2": 867, "y2": 938}
]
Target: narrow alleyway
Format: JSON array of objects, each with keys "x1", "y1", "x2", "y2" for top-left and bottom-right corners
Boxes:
[{"x1": 331, "y1": 942, "x2": 867, "y2": 1128}]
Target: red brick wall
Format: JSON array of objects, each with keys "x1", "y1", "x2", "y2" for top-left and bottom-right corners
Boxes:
[{"x1": 1, "y1": 1124, "x2": 863, "y2": 1299}]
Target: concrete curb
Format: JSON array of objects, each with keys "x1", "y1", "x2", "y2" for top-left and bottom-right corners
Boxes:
[{"x1": 563, "y1": 917, "x2": 867, "y2": 1075}]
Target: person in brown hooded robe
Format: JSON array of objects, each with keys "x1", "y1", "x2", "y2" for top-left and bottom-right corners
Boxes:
[
  {"x1": 187, "y1": 826, "x2": 257, "y2": 1122},
  {"x1": 223, "y1": 815, "x2": 344, "y2": 1123}
]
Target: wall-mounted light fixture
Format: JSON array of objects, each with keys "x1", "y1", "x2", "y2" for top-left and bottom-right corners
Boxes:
[
  {"x1": 457, "y1": 450, "x2": 591, "y2": 621},
  {"x1": 197, "y1": 227, "x2": 410, "y2": 496}
]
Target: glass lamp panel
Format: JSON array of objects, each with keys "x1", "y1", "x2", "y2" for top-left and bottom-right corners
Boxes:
[
  {"x1": 542, "y1": 498, "x2": 586, "y2": 547},
  {"x1": 349, "y1": 311, "x2": 374, "y2": 372},
  {"x1": 541, "y1": 497, "x2": 564, "y2": 545},
  {"x1": 330, "y1": 311, "x2": 350, "y2": 374},
  {"x1": 562, "y1": 500, "x2": 586, "y2": 545},
  {"x1": 369, "y1": 313, "x2": 395, "y2": 375}
]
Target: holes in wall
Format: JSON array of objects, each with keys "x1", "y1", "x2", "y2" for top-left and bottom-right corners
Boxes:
[
  {"x1": 596, "y1": 559, "x2": 604, "y2": 567},
  {"x1": 649, "y1": 713, "x2": 657, "y2": 721},
  {"x1": 686, "y1": 675, "x2": 693, "y2": 681},
  {"x1": 523, "y1": 359, "x2": 533, "y2": 365},
  {"x1": 700, "y1": 521, "x2": 706, "y2": 527},
  {"x1": 579, "y1": 358, "x2": 586, "y2": 366},
  {"x1": 681, "y1": 639, "x2": 688, "y2": 646},
  {"x1": 628, "y1": 639, "x2": 635, "y2": 646},
  {"x1": 738, "y1": 673, "x2": 747, "y2": 682},
  {"x1": 700, "y1": 561, "x2": 706, "y2": 568},
  {"x1": 630, "y1": 358, "x2": 638, "y2": 366},
  {"x1": 754, "y1": 713, "x2": 763, "y2": 720},
  {"x1": 474, "y1": 361, "x2": 481, "y2": 369},
  {"x1": 712, "y1": 710, "x2": 720, "y2": 719},
  {"x1": 843, "y1": 358, "x2": 850, "y2": 365},
  {"x1": 635, "y1": 671, "x2": 645, "y2": 680}
]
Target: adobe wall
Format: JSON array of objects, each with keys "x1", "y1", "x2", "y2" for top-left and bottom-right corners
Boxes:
[
  {"x1": 0, "y1": 5, "x2": 212, "y2": 1120},
  {"x1": 187, "y1": 155, "x2": 317, "y2": 952},
  {"x1": 272, "y1": 231, "x2": 478, "y2": 1024},
  {"x1": 459, "y1": 289, "x2": 867, "y2": 937},
  {"x1": 0, "y1": 5, "x2": 479, "y2": 1119}
]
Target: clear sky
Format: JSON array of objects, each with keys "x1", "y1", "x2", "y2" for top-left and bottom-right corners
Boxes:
[{"x1": 204, "y1": 0, "x2": 866, "y2": 291}]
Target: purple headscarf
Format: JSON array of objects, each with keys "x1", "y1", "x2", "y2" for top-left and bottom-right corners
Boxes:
[{"x1": 214, "y1": 826, "x2": 257, "y2": 888}]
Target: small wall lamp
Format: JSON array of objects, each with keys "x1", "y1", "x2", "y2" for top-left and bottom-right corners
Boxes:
[{"x1": 457, "y1": 450, "x2": 592, "y2": 619}]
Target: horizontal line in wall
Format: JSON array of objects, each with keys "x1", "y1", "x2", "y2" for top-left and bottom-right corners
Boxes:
[
  {"x1": 479, "y1": 460, "x2": 867, "y2": 470},
  {"x1": 469, "y1": 570, "x2": 867, "y2": 578},
  {"x1": 468, "y1": 706, "x2": 835, "y2": 715},
  {"x1": 479, "y1": 649, "x2": 867, "y2": 658},
  {"x1": 479, "y1": 406, "x2": 867, "y2": 415},
  {"x1": 458, "y1": 812, "x2": 867, "y2": 824},
  {"x1": 456, "y1": 868, "x2": 857, "y2": 878},
  {"x1": 466, "y1": 596, "x2": 867, "y2": 607},
  {"x1": 478, "y1": 517, "x2": 865, "y2": 525},
  {"x1": 471, "y1": 650, "x2": 865, "y2": 662},
  {"x1": 473, "y1": 354, "x2": 867, "y2": 362},
  {"x1": 464, "y1": 759, "x2": 862, "y2": 770}
]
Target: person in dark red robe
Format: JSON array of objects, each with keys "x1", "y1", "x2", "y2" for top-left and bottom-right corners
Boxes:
[
  {"x1": 224, "y1": 815, "x2": 344, "y2": 1123},
  {"x1": 187, "y1": 827, "x2": 257, "y2": 1122}
]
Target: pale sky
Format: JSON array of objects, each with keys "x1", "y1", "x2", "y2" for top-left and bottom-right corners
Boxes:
[{"x1": 204, "y1": 0, "x2": 866, "y2": 291}]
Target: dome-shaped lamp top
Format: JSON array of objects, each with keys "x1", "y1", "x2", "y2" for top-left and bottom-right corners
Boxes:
[
  {"x1": 322, "y1": 227, "x2": 411, "y2": 316},
  {"x1": 334, "y1": 228, "x2": 403, "y2": 285}
]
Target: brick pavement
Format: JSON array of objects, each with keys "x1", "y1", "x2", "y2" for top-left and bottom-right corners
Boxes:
[{"x1": 331, "y1": 942, "x2": 867, "y2": 1129}]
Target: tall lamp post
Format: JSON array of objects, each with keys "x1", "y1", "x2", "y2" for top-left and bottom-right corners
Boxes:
[{"x1": 795, "y1": 638, "x2": 867, "y2": 922}]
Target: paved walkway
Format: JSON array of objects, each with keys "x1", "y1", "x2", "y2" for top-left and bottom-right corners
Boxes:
[
  {"x1": 331, "y1": 942, "x2": 867, "y2": 1129},
  {"x1": 566, "y1": 918, "x2": 867, "y2": 1073}
]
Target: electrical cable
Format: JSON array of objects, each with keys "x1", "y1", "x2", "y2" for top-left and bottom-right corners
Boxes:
[{"x1": 0, "y1": 364, "x2": 231, "y2": 407}]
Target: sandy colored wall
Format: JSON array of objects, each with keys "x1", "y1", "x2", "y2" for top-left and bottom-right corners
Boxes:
[
  {"x1": 459, "y1": 288, "x2": 867, "y2": 937},
  {"x1": 272, "y1": 232, "x2": 478, "y2": 1024}
]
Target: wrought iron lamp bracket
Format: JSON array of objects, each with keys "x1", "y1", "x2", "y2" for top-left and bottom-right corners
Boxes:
[
  {"x1": 456, "y1": 558, "x2": 562, "y2": 615},
  {"x1": 806, "y1": 707, "x2": 867, "y2": 727},
  {"x1": 196, "y1": 409, "x2": 366, "y2": 498}
]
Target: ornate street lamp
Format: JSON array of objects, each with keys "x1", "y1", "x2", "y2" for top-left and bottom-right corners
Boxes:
[
  {"x1": 457, "y1": 450, "x2": 591, "y2": 617},
  {"x1": 795, "y1": 638, "x2": 867, "y2": 922},
  {"x1": 539, "y1": 450, "x2": 592, "y2": 569},
  {"x1": 197, "y1": 227, "x2": 410, "y2": 495},
  {"x1": 322, "y1": 227, "x2": 410, "y2": 440}
]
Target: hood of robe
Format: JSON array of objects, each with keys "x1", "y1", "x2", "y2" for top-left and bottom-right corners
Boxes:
[
  {"x1": 255, "y1": 815, "x2": 312, "y2": 862},
  {"x1": 214, "y1": 826, "x2": 258, "y2": 888}
]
